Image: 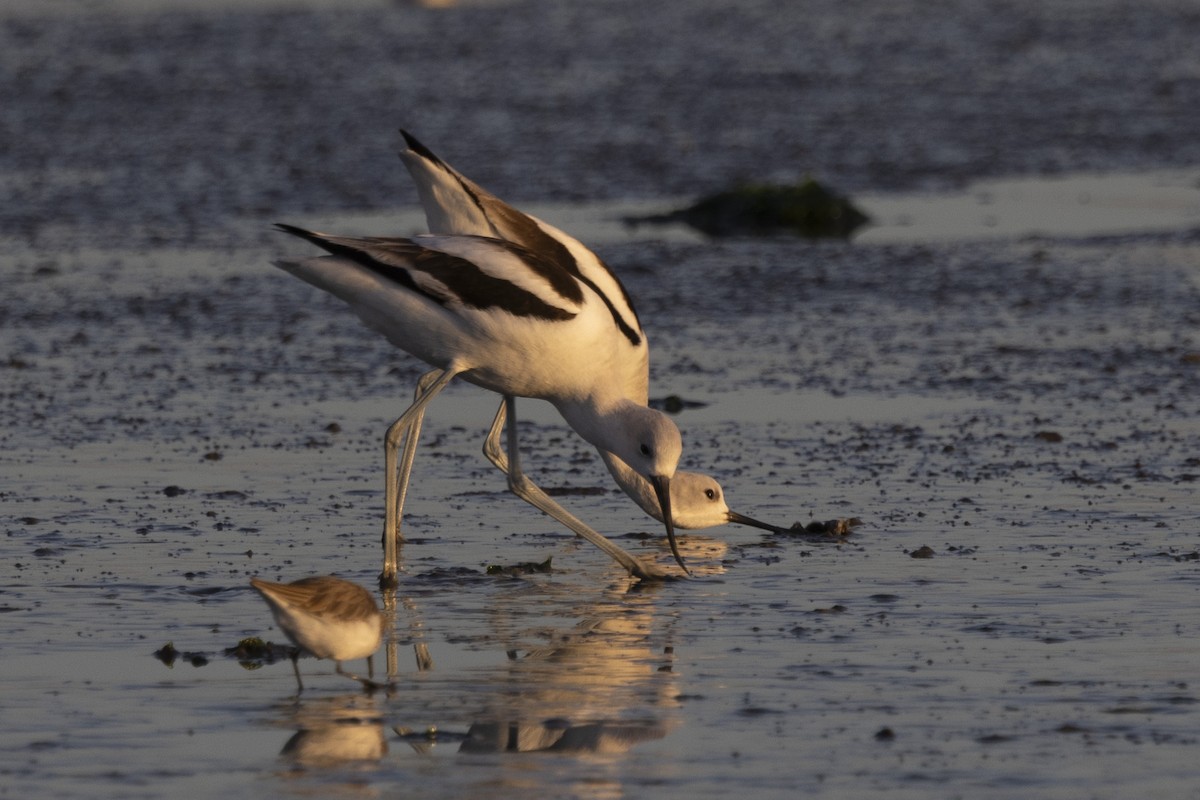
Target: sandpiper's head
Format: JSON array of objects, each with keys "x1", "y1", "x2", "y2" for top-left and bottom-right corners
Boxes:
[
  {"x1": 669, "y1": 472, "x2": 734, "y2": 529},
  {"x1": 648, "y1": 472, "x2": 793, "y2": 533}
]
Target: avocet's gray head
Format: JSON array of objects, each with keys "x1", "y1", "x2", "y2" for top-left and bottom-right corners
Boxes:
[{"x1": 613, "y1": 405, "x2": 687, "y2": 574}]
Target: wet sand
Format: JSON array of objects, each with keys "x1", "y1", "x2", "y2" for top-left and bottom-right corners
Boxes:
[{"x1": 4, "y1": 1, "x2": 1200, "y2": 798}]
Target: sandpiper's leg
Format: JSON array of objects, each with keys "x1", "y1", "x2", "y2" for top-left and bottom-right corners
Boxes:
[
  {"x1": 290, "y1": 648, "x2": 304, "y2": 692},
  {"x1": 382, "y1": 368, "x2": 459, "y2": 589},
  {"x1": 483, "y1": 397, "x2": 667, "y2": 581},
  {"x1": 335, "y1": 661, "x2": 384, "y2": 691}
]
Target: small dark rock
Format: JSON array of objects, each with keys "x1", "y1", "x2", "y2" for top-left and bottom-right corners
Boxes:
[
  {"x1": 226, "y1": 636, "x2": 290, "y2": 663},
  {"x1": 204, "y1": 490, "x2": 248, "y2": 501},
  {"x1": 648, "y1": 395, "x2": 708, "y2": 414},
  {"x1": 486, "y1": 557, "x2": 553, "y2": 576},
  {"x1": 810, "y1": 604, "x2": 847, "y2": 614},
  {"x1": 154, "y1": 642, "x2": 180, "y2": 666},
  {"x1": 782, "y1": 518, "x2": 861, "y2": 537},
  {"x1": 545, "y1": 485, "x2": 608, "y2": 497}
]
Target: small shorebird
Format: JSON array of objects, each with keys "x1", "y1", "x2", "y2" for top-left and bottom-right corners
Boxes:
[
  {"x1": 394, "y1": 131, "x2": 792, "y2": 533},
  {"x1": 250, "y1": 576, "x2": 384, "y2": 691}
]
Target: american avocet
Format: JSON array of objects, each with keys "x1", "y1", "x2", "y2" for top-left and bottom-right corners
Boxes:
[
  {"x1": 250, "y1": 576, "x2": 384, "y2": 691},
  {"x1": 396, "y1": 131, "x2": 792, "y2": 533},
  {"x1": 273, "y1": 223, "x2": 685, "y2": 585}
]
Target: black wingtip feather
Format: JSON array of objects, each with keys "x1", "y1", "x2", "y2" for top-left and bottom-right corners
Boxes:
[
  {"x1": 274, "y1": 222, "x2": 323, "y2": 243},
  {"x1": 273, "y1": 223, "x2": 350, "y2": 259},
  {"x1": 398, "y1": 129, "x2": 442, "y2": 165}
]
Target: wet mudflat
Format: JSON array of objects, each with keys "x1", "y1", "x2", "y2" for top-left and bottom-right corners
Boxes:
[
  {"x1": 6, "y1": 200, "x2": 1199, "y2": 799},
  {"x1": 4, "y1": 1, "x2": 1200, "y2": 798}
]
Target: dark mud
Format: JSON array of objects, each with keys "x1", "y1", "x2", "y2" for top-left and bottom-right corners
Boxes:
[{"x1": 3, "y1": 1, "x2": 1200, "y2": 798}]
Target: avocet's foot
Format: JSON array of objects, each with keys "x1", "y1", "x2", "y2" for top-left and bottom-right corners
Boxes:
[
  {"x1": 630, "y1": 556, "x2": 676, "y2": 582},
  {"x1": 379, "y1": 570, "x2": 400, "y2": 592}
]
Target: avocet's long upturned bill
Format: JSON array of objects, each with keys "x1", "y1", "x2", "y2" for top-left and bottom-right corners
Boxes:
[
  {"x1": 273, "y1": 224, "x2": 684, "y2": 584},
  {"x1": 396, "y1": 130, "x2": 793, "y2": 535}
]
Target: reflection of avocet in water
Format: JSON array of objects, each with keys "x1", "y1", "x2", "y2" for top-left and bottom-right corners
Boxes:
[
  {"x1": 456, "y1": 575, "x2": 693, "y2": 759},
  {"x1": 459, "y1": 716, "x2": 670, "y2": 756},
  {"x1": 399, "y1": 546, "x2": 724, "y2": 766}
]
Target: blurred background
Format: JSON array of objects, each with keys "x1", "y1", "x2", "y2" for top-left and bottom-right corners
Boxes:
[{"x1": 3, "y1": 0, "x2": 1198, "y2": 247}]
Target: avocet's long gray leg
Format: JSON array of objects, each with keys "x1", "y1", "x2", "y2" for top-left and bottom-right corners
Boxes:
[
  {"x1": 383, "y1": 592, "x2": 435, "y2": 681},
  {"x1": 482, "y1": 397, "x2": 667, "y2": 581},
  {"x1": 382, "y1": 368, "x2": 459, "y2": 589},
  {"x1": 391, "y1": 370, "x2": 446, "y2": 533}
]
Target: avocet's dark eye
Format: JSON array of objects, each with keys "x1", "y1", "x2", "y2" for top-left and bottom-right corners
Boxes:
[
  {"x1": 704, "y1": 488, "x2": 717, "y2": 500},
  {"x1": 640, "y1": 444, "x2": 652, "y2": 456}
]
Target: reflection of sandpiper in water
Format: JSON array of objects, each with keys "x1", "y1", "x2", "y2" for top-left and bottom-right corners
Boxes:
[
  {"x1": 281, "y1": 723, "x2": 387, "y2": 767},
  {"x1": 250, "y1": 576, "x2": 384, "y2": 691},
  {"x1": 276, "y1": 693, "x2": 389, "y2": 770}
]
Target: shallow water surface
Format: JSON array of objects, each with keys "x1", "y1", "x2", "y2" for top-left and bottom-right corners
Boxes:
[{"x1": 5, "y1": 183, "x2": 1200, "y2": 797}]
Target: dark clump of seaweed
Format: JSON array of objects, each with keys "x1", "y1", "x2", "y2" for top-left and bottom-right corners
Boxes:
[
  {"x1": 628, "y1": 178, "x2": 869, "y2": 239},
  {"x1": 486, "y1": 557, "x2": 553, "y2": 577},
  {"x1": 779, "y1": 517, "x2": 862, "y2": 538},
  {"x1": 152, "y1": 637, "x2": 294, "y2": 670},
  {"x1": 152, "y1": 641, "x2": 209, "y2": 668},
  {"x1": 226, "y1": 636, "x2": 293, "y2": 668}
]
